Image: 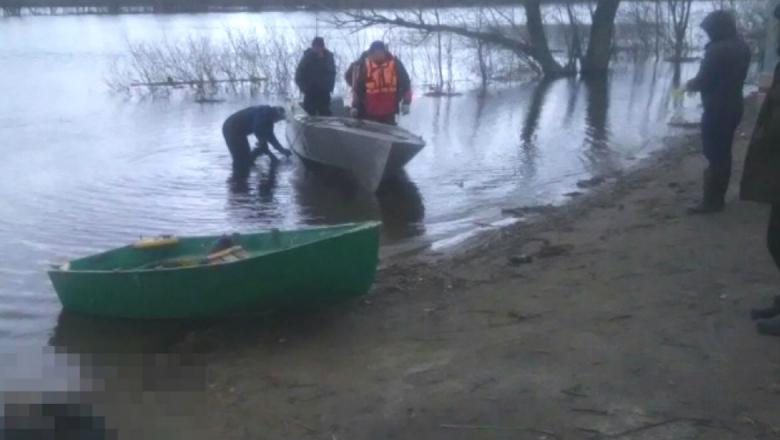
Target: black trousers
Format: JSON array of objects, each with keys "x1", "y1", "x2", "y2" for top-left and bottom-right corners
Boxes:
[
  {"x1": 303, "y1": 91, "x2": 332, "y2": 116},
  {"x1": 222, "y1": 120, "x2": 251, "y2": 170},
  {"x1": 700, "y1": 110, "x2": 742, "y2": 207},
  {"x1": 769, "y1": 204, "x2": 780, "y2": 272}
]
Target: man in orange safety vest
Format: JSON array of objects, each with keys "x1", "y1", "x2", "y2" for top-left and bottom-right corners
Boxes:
[{"x1": 350, "y1": 41, "x2": 412, "y2": 125}]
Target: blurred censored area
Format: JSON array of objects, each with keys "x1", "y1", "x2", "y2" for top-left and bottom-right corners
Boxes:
[
  {"x1": 0, "y1": 345, "x2": 210, "y2": 439},
  {"x1": 1, "y1": 399, "x2": 113, "y2": 440}
]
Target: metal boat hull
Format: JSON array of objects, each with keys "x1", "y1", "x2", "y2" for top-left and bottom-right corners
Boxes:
[{"x1": 286, "y1": 114, "x2": 424, "y2": 192}]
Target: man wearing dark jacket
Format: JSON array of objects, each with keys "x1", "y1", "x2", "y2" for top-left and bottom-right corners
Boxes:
[
  {"x1": 295, "y1": 37, "x2": 336, "y2": 116},
  {"x1": 351, "y1": 41, "x2": 412, "y2": 125},
  {"x1": 744, "y1": 5, "x2": 780, "y2": 335},
  {"x1": 222, "y1": 105, "x2": 290, "y2": 171},
  {"x1": 685, "y1": 10, "x2": 751, "y2": 214},
  {"x1": 343, "y1": 51, "x2": 367, "y2": 111},
  {"x1": 344, "y1": 50, "x2": 368, "y2": 87}
]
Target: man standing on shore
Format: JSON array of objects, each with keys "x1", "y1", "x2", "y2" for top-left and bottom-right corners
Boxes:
[
  {"x1": 295, "y1": 37, "x2": 336, "y2": 116},
  {"x1": 351, "y1": 41, "x2": 412, "y2": 125},
  {"x1": 743, "y1": 5, "x2": 780, "y2": 335},
  {"x1": 685, "y1": 10, "x2": 751, "y2": 214}
]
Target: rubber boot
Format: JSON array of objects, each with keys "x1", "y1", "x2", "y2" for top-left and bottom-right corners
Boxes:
[
  {"x1": 751, "y1": 296, "x2": 780, "y2": 320},
  {"x1": 757, "y1": 315, "x2": 780, "y2": 336},
  {"x1": 711, "y1": 164, "x2": 730, "y2": 207},
  {"x1": 688, "y1": 168, "x2": 724, "y2": 214}
]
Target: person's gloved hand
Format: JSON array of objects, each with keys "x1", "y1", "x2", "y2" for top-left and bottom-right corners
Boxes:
[
  {"x1": 684, "y1": 79, "x2": 697, "y2": 93},
  {"x1": 252, "y1": 143, "x2": 268, "y2": 159},
  {"x1": 401, "y1": 103, "x2": 410, "y2": 115},
  {"x1": 250, "y1": 147, "x2": 262, "y2": 162}
]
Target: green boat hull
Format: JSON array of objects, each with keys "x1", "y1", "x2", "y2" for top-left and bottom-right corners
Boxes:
[{"x1": 47, "y1": 223, "x2": 380, "y2": 319}]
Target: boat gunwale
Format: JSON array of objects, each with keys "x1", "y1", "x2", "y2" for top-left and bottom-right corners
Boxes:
[
  {"x1": 47, "y1": 222, "x2": 381, "y2": 276},
  {"x1": 290, "y1": 114, "x2": 425, "y2": 145}
]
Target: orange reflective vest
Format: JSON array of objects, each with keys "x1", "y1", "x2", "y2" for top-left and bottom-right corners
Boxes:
[{"x1": 363, "y1": 58, "x2": 398, "y2": 117}]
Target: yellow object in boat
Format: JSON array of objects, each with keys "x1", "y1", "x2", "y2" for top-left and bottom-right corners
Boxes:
[
  {"x1": 133, "y1": 236, "x2": 179, "y2": 249},
  {"x1": 206, "y1": 246, "x2": 248, "y2": 262}
]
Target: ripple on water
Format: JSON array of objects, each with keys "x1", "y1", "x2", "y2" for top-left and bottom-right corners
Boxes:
[{"x1": 0, "y1": 304, "x2": 51, "y2": 321}]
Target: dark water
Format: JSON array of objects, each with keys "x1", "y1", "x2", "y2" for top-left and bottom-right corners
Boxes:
[{"x1": 0, "y1": 13, "x2": 716, "y2": 427}]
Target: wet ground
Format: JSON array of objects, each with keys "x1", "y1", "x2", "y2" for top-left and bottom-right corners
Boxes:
[{"x1": 204, "y1": 105, "x2": 780, "y2": 440}]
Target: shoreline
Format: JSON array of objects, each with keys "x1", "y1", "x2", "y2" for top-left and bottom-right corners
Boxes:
[
  {"x1": 380, "y1": 114, "x2": 706, "y2": 264},
  {"x1": 381, "y1": 123, "x2": 700, "y2": 266},
  {"x1": 183, "y1": 95, "x2": 780, "y2": 439}
]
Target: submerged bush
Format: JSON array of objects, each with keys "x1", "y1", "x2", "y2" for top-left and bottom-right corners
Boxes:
[{"x1": 107, "y1": 31, "x2": 308, "y2": 99}]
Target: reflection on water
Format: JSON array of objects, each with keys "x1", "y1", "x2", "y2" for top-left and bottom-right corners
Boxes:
[
  {"x1": 293, "y1": 167, "x2": 426, "y2": 242},
  {"x1": 225, "y1": 159, "x2": 426, "y2": 241},
  {"x1": 521, "y1": 78, "x2": 555, "y2": 151},
  {"x1": 584, "y1": 75, "x2": 610, "y2": 150},
  {"x1": 376, "y1": 174, "x2": 426, "y2": 240},
  {"x1": 227, "y1": 158, "x2": 283, "y2": 215}
]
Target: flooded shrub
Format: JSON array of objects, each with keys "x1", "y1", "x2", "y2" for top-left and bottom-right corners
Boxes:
[{"x1": 107, "y1": 31, "x2": 308, "y2": 99}]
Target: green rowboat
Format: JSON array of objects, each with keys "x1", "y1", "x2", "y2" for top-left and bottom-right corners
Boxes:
[{"x1": 47, "y1": 223, "x2": 381, "y2": 319}]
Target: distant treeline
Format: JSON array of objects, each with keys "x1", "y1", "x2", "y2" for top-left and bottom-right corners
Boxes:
[
  {"x1": 0, "y1": 0, "x2": 693, "y2": 17},
  {"x1": 0, "y1": 0, "x2": 740, "y2": 17},
  {"x1": 0, "y1": 0, "x2": 514, "y2": 16}
]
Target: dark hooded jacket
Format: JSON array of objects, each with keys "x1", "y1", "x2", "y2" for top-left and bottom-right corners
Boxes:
[
  {"x1": 222, "y1": 106, "x2": 284, "y2": 151},
  {"x1": 295, "y1": 48, "x2": 336, "y2": 96},
  {"x1": 688, "y1": 10, "x2": 751, "y2": 117},
  {"x1": 740, "y1": 47, "x2": 780, "y2": 202}
]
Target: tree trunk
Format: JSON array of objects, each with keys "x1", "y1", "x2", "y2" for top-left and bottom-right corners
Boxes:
[
  {"x1": 477, "y1": 42, "x2": 488, "y2": 92},
  {"x1": 674, "y1": 31, "x2": 685, "y2": 61},
  {"x1": 446, "y1": 33, "x2": 453, "y2": 92},
  {"x1": 435, "y1": 9, "x2": 444, "y2": 92},
  {"x1": 654, "y1": 0, "x2": 662, "y2": 58},
  {"x1": 581, "y1": 0, "x2": 621, "y2": 76},
  {"x1": 565, "y1": 2, "x2": 582, "y2": 66},
  {"x1": 523, "y1": 0, "x2": 568, "y2": 77},
  {"x1": 669, "y1": 0, "x2": 693, "y2": 62}
]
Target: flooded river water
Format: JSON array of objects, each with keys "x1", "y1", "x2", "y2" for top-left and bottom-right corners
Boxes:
[{"x1": 0, "y1": 10, "x2": 717, "y2": 429}]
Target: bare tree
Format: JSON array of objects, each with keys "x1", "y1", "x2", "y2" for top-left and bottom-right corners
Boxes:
[
  {"x1": 667, "y1": 0, "x2": 693, "y2": 62},
  {"x1": 471, "y1": 6, "x2": 493, "y2": 92},
  {"x1": 581, "y1": 0, "x2": 621, "y2": 75},
  {"x1": 655, "y1": 0, "x2": 663, "y2": 57},
  {"x1": 331, "y1": 5, "x2": 568, "y2": 77},
  {"x1": 434, "y1": 8, "x2": 444, "y2": 93},
  {"x1": 332, "y1": 1, "x2": 623, "y2": 79},
  {"x1": 108, "y1": 31, "x2": 306, "y2": 98},
  {"x1": 564, "y1": 2, "x2": 583, "y2": 67},
  {"x1": 523, "y1": 0, "x2": 567, "y2": 76}
]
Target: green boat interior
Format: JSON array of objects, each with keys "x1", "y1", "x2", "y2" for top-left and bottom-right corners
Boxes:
[{"x1": 61, "y1": 224, "x2": 366, "y2": 273}]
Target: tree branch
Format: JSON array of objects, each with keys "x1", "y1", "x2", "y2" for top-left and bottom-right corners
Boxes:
[{"x1": 330, "y1": 10, "x2": 534, "y2": 57}]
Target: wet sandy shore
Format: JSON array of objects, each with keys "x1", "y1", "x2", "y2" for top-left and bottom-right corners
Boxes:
[{"x1": 185, "y1": 97, "x2": 780, "y2": 440}]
